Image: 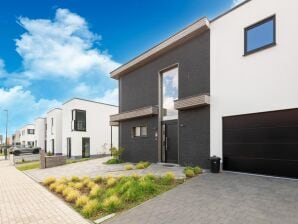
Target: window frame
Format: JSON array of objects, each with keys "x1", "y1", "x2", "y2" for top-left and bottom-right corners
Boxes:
[
  {"x1": 72, "y1": 109, "x2": 87, "y2": 132},
  {"x1": 244, "y1": 15, "x2": 276, "y2": 56},
  {"x1": 132, "y1": 125, "x2": 148, "y2": 138},
  {"x1": 27, "y1": 129, "x2": 35, "y2": 135}
]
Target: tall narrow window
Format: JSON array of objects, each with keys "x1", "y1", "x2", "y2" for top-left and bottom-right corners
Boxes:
[
  {"x1": 162, "y1": 66, "x2": 178, "y2": 121},
  {"x1": 72, "y1": 110, "x2": 86, "y2": 131},
  {"x1": 245, "y1": 16, "x2": 276, "y2": 55}
]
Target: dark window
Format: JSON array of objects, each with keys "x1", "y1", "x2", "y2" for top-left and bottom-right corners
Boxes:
[
  {"x1": 132, "y1": 126, "x2": 147, "y2": 137},
  {"x1": 245, "y1": 16, "x2": 276, "y2": 55},
  {"x1": 72, "y1": 109, "x2": 86, "y2": 131},
  {"x1": 27, "y1": 129, "x2": 35, "y2": 134}
]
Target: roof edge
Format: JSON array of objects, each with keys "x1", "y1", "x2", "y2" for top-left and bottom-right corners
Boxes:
[
  {"x1": 110, "y1": 17, "x2": 209, "y2": 79},
  {"x1": 62, "y1": 97, "x2": 118, "y2": 107}
]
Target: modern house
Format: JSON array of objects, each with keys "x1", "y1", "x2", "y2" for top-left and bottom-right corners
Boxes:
[
  {"x1": 19, "y1": 124, "x2": 35, "y2": 147},
  {"x1": 62, "y1": 98, "x2": 118, "y2": 158},
  {"x1": 34, "y1": 117, "x2": 47, "y2": 151},
  {"x1": 210, "y1": 0, "x2": 298, "y2": 178},
  {"x1": 12, "y1": 130, "x2": 21, "y2": 146},
  {"x1": 110, "y1": 18, "x2": 210, "y2": 167},
  {"x1": 110, "y1": 0, "x2": 298, "y2": 178},
  {"x1": 46, "y1": 108, "x2": 62, "y2": 155}
]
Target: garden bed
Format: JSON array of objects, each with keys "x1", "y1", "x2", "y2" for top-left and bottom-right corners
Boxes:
[{"x1": 43, "y1": 173, "x2": 183, "y2": 220}]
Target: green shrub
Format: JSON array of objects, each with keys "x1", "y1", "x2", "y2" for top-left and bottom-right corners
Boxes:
[
  {"x1": 136, "y1": 161, "x2": 151, "y2": 169},
  {"x1": 71, "y1": 176, "x2": 80, "y2": 182},
  {"x1": 94, "y1": 176, "x2": 103, "y2": 183},
  {"x1": 140, "y1": 179, "x2": 158, "y2": 194},
  {"x1": 76, "y1": 195, "x2": 89, "y2": 208},
  {"x1": 57, "y1": 177, "x2": 68, "y2": 184},
  {"x1": 73, "y1": 182, "x2": 84, "y2": 190},
  {"x1": 82, "y1": 199, "x2": 100, "y2": 218},
  {"x1": 43, "y1": 177, "x2": 56, "y2": 186},
  {"x1": 105, "y1": 158, "x2": 123, "y2": 164},
  {"x1": 193, "y1": 166, "x2": 202, "y2": 175},
  {"x1": 124, "y1": 164, "x2": 134, "y2": 170},
  {"x1": 184, "y1": 169, "x2": 195, "y2": 178},
  {"x1": 110, "y1": 147, "x2": 125, "y2": 160},
  {"x1": 161, "y1": 172, "x2": 175, "y2": 185},
  {"x1": 143, "y1": 173, "x2": 156, "y2": 181},
  {"x1": 106, "y1": 177, "x2": 117, "y2": 188},
  {"x1": 102, "y1": 195, "x2": 122, "y2": 213},
  {"x1": 49, "y1": 182, "x2": 58, "y2": 191},
  {"x1": 65, "y1": 189, "x2": 81, "y2": 202},
  {"x1": 55, "y1": 184, "x2": 67, "y2": 194},
  {"x1": 89, "y1": 185, "x2": 102, "y2": 198},
  {"x1": 87, "y1": 181, "x2": 96, "y2": 190},
  {"x1": 62, "y1": 187, "x2": 73, "y2": 197}
]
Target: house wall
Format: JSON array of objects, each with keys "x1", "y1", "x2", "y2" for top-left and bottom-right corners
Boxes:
[
  {"x1": 19, "y1": 124, "x2": 35, "y2": 147},
  {"x1": 119, "y1": 31, "x2": 210, "y2": 167},
  {"x1": 210, "y1": 0, "x2": 298, "y2": 158},
  {"x1": 34, "y1": 118, "x2": 46, "y2": 150},
  {"x1": 46, "y1": 109, "x2": 62, "y2": 154},
  {"x1": 62, "y1": 99, "x2": 118, "y2": 158}
]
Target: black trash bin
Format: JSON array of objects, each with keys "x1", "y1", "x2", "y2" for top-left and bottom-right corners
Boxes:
[{"x1": 210, "y1": 156, "x2": 221, "y2": 173}]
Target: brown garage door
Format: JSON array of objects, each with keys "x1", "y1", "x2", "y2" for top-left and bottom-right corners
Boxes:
[{"x1": 223, "y1": 108, "x2": 298, "y2": 178}]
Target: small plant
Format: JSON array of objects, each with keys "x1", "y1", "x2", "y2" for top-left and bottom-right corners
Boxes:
[
  {"x1": 136, "y1": 161, "x2": 150, "y2": 169},
  {"x1": 57, "y1": 177, "x2": 68, "y2": 184},
  {"x1": 43, "y1": 177, "x2": 56, "y2": 186},
  {"x1": 161, "y1": 172, "x2": 175, "y2": 185},
  {"x1": 49, "y1": 182, "x2": 58, "y2": 191},
  {"x1": 65, "y1": 189, "x2": 80, "y2": 202},
  {"x1": 144, "y1": 173, "x2": 156, "y2": 181},
  {"x1": 73, "y1": 182, "x2": 84, "y2": 190},
  {"x1": 82, "y1": 177, "x2": 92, "y2": 187},
  {"x1": 55, "y1": 184, "x2": 67, "y2": 194},
  {"x1": 71, "y1": 176, "x2": 80, "y2": 182},
  {"x1": 89, "y1": 185, "x2": 102, "y2": 198},
  {"x1": 110, "y1": 147, "x2": 125, "y2": 160},
  {"x1": 87, "y1": 181, "x2": 96, "y2": 190},
  {"x1": 62, "y1": 187, "x2": 73, "y2": 197},
  {"x1": 193, "y1": 166, "x2": 202, "y2": 175},
  {"x1": 82, "y1": 199, "x2": 100, "y2": 218},
  {"x1": 184, "y1": 168, "x2": 195, "y2": 178},
  {"x1": 102, "y1": 195, "x2": 121, "y2": 213},
  {"x1": 94, "y1": 176, "x2": 103, "y2": 183},
  {"x1": 105, "y1": 158, "x2": 123, "y2": 164},
  {"x1": 125, "y1": 164, "x2": 134, "y2": 170},
  {"x1": 76, "y1": 195, "x2": 89, "y2": 208},
  {"x1": 46, "y1": 151, "x2": 53, "y2": 156},
  {"x1": 106, "y1": 177, "x2": 117, "y2": 187}
]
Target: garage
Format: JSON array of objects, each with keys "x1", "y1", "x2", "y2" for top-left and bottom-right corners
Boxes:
[{"x1": 223, "y1": 109, "x2": 298, "y2": 178}]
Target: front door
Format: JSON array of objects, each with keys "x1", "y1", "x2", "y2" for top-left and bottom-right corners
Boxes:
[
  {"x1": 67, "y1": 137, "x2": 71, "y2": 158},
  {"x1": 162, "y1": 120, "x2": 178, "y2": 164},
  {"x1": 82, "y1": 137, "x2": 90, "y2": 158}
]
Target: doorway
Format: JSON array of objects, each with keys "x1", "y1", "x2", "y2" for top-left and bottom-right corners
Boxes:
[
  {"x1": 162, "y1": 120, "x2": 178, "y2": 163},
  {"x1": 67, "y1": 137, "x2": 71, "y2": 158},
  {"x1": 82, "y1": 137, "x2": 90, "y2": 158},
  {"x1": 51, "y1": 139, "x2": 55, "y2": 154}
]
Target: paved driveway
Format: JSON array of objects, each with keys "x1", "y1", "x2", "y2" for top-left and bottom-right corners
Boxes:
[
  {"x1": 105, "y1": 172, "x2": 298, "y2": 224},
  {"x1": 25, "y1": 157, "x2": 185, "y2": 182},
  {"x1": 0, "y1": 159, "x2": 90, "y2": 224}
]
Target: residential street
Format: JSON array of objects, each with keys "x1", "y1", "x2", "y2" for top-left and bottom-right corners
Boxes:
[
  {"x1": 105, "y1": 172, "x2": 298, "y2": 224},
  {"x1": 0, "y1": 158, "x2": 90, "y2": 224}
]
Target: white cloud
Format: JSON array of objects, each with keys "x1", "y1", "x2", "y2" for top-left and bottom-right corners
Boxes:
[
  {"x1": 15, "y1": 8, "x2": 120, "y2": 79},
  {"x1": 231, "y1": 0, "x2": 246, "y2": 7},
  {"x1": 0, "y1": 86, "x2": 61, "y2": 134},
  {"x1": 95, "y1": 88, "x2": 118, "y2": 106}
]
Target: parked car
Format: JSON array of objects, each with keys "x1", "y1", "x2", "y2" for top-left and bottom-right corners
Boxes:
[{"x1": 12, "y1": 147, "x2": 41, "y2": 156}]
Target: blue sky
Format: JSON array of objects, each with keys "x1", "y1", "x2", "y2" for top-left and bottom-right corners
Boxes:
[{"x1": 0, "y1": 0, "x2": 243, "y2": 136}]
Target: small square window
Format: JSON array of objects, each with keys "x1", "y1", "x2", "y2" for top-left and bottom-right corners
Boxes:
[
  {"x1": 245, "y1": 16, "x2": 276, "y2": 55},
  {"x1": 132, "y1": 126, "x2": 147, "y2": 138},
  {"x1": 141, "y1": 126, "x2": 147, "y2": 136}
]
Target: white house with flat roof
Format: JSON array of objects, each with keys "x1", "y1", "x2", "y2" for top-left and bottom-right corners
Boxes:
[
  {"x1": 62, "y1": 98, "x2": 118, "y2": 158},
  {"x1": 34, "y1": 117, "x2": 47, "y2": 151},
  {"x1": 46, "y1": 108, "x2": 62, "y2": 155},
  {"x1": 19, "y1": 124, "x2": 35, "y2": 147}
]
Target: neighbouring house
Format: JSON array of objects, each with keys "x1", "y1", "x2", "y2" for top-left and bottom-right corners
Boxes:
[
  {"x1": 12, "y1": 131, "x2": 21, "y2": 146},
  {"x1": 110, "y1": 18, "x2": 210, "y2": 167},
  {"x1": 110, "y1": 0, "x2": 298, "y2": 178},
  {"x1": 34, "y1": 117, "x2": 47, "y2": 151},
  {"x1": 46, "y1": 108, "x2": 62, "y2": 155},
  {"x1": 19, "y1": 124, "x2": 35, "y2": 147},
  {"x1": 62, "y1": 98, "x2": 118, "y2": 159},
  {"x1": 210, "y1": 0, "x2": 298, "y2": 178}
]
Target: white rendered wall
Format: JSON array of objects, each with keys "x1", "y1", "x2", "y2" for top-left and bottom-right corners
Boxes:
[
  {"x1": 34, "y1": 118, "x2": 46, "y2": 150},
  {"x1": 210, "y1": 0, "x2": 298, "y2": 158},
  {"x1": 46, "y1": 109, "x2": 62, "y2": 154},
  {"x1": 62, "y1": 99, "x2": 119, "y2": 157},
  {"x1": 19, "y1": 124, "x2": 35, "y2": 147}
]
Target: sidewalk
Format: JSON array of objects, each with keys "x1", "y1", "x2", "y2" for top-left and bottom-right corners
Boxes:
[{"x1": 0, "y1": 159, "x2": 90, "y2": 224}]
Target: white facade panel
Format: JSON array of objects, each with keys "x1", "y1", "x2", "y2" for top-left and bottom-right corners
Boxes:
[
  {"x1": 210, "y1": 0, "x2": 298, "y2": 158},
  {"x1": 62, "y1": 99, "x2": 118, "y2": 158},
  {"x1": 19, "y1": 124, "x2": 35, "y2": 147},
  {"x1": 34, "y1": 118, "x2": 46, "y2": 150},
  {"x1": 46, "y1": 108, "x2": 62, "y2": 154}
]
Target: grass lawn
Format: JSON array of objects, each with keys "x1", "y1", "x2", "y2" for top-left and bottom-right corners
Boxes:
[
  {"x1": 16, "y1": 161, "x2": 40, "y2": 171},
  {"x1": 43, "y1": 173, "x2": 183, "y2": 220}
]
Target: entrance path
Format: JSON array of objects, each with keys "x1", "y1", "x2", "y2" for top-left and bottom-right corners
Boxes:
[
  {"x1": 105, "y1": 172, "x2": 298, "y2": 224},
  {"x1": 0, "y1": 159, "x2": 90, "y2": 224}
]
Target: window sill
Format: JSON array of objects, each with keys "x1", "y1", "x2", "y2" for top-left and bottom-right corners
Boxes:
[{"x1": 243, "y1": 43, "x2": 276, "y2": 56}]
